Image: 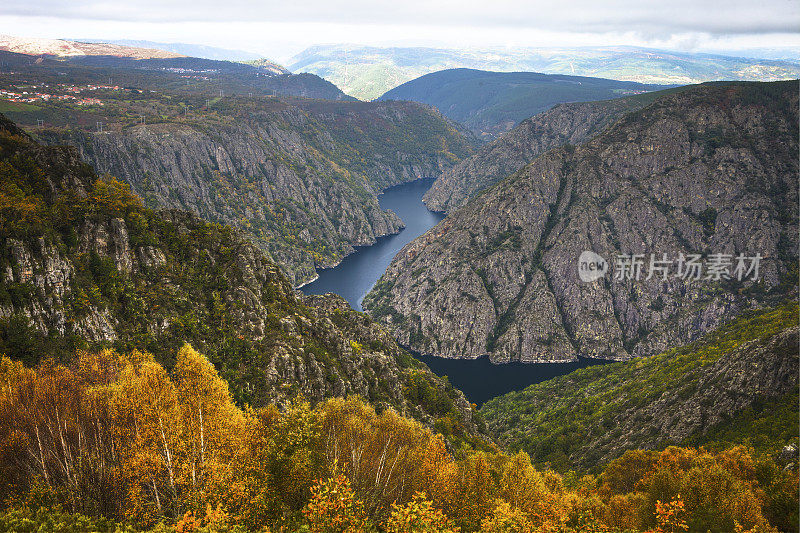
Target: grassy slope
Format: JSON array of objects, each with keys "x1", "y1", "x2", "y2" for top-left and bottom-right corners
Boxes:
[{"x1": 480, "y1": 301, "x2": 799, "y2": 471}]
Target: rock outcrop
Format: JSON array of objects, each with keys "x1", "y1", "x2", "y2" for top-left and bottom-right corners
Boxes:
[
  {"x1": 0, "y1": 112, "x2": 484, "y2": 438},
  {"x1": 364, "y1": 81, "x2": 798, "y2": 363},
  {"x1": 423, "y1": 90, "x2": 683, "y2": 213},
  {"x1": 37, "y1": 99, "x2": 474, "y2": 286}
]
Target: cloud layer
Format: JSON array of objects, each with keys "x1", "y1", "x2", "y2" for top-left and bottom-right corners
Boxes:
[
  {"x1": 1, "y1": 1, "x2": 798, "y2": 61},
  {"x1": 4, "y1": 0, "x2": 799, "y2": 34}
]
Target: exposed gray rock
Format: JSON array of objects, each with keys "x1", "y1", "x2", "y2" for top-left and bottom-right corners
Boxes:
[
  {"x1": 364, "y1": 81, "x2": 798, "y2": 363},
  {"x1": 0, "y1": 112, "x2": 484, "y2": 439},
  {"x1": 424, "y1": 94, "x2": 665, "y2": 213},
  {"x1": 37, "y1": 99, "x2": 474, "y2": 285}
]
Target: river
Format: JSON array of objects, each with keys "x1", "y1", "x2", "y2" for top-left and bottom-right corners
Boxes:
[
  {"x1": 300, "y1": 178, "x2": 444, "y2": 310},
  {"x1": 301, "y1": 178, "x2": 602, "y2": 406}
]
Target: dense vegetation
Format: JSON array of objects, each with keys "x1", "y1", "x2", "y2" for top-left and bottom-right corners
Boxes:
[
  {"x1": 480, "y1": 302, "x2": 799, "y2": 471},
  {"x1": 0, "y1": 345, "x2": 796, "y2": 532},
  {"x1": 0, "y1": 112, "x2": 478, "y2": 440}
]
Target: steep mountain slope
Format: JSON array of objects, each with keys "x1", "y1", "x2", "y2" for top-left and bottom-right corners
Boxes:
[
  {"x1": 423, "y1": 87, "x2": 688, "y2": 213},
  {"x1": 363, "y1": 81, "x2": 798, "y2": 363},
  {"x1": 0, "y1": 113, "x2": 483, "y2": 438},
  {"x1": 480, "y1": 302, "x2": 799, "y2": 471},
  {"x1": 290, "y1": 44, "x2": 800, "y2": 100},
  {"x1": 378, "y1": 68, "x2": 667, "y2": 138},
  {"x1": 31, "y1": 97, "x2": 473, "y2": 285}
]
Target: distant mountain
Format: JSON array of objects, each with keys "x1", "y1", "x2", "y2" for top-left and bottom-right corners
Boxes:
[
  {"x1": 378, "y1": 68, "x2": 668, "y2": 139},
  {"x1": 7, "y1": 35, "x2": 289, "y2": 76},
  {"x1": 289, "y1": 44, "x2": 800, "y2": 100},
  {"x1": 76, "y1": 38, "x2": 268, "y2": 63},
  {"x1": 0, "y1": 34, "x2": 182, "y2": 59},
  {"x1": 363, "y1": 81, "x2": 798, "y2": 363},
  {"x1": 240, "y1": 57, "x2": 292, "y2": 75},
  {"x1": 0, "y1": 47, "x2": 350, "y2": 102}
]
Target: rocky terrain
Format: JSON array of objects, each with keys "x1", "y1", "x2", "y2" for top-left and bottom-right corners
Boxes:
[
  {"x1": 35, "y1": 98, "x2": 474, "y2": 285},
  {"x1": 423, "y1": 88, "x2": 685, "y2": 213},
  {"x1": 364, "y1": 81, "x2": 798, "y2": 363},
  {"x1": 0, "y1": 113, "x2": 483, "y2": 439},
  {"x1": 480, "y1": 303, "x2": 799, "y2": 470}
]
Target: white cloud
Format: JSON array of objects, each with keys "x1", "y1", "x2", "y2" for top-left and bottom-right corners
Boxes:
[{"x1": 1, "y1": 1, "x2": 798, "y2": 62}]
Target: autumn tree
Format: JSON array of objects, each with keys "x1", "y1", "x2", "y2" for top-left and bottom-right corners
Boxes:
[
  {"x1": 302, "y1": 474, "x2": 372, "y2": 533},
  {"x1": 172, "y1": 344, "x2": 247, "y2": 511},
  {"x1": 385, "y1": 491, "x2": 458, "y2": 533}
]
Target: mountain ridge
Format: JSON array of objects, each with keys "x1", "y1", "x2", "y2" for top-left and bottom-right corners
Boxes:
[
  {"x1": 290, "y1": 44, "x2": 800, "y2": 100},
  {"x1": 378, "y1": 68, "x2": 669, "y2": 138},
  {"x1": 480, "y1": 301, "x2": 799, "y2": 471},
  {"x1": 422, "y1": 87, "x2": 691, "y2": 213},
  {"x1": 364, "y1": 80, "x2": 798, "y2": 363}
]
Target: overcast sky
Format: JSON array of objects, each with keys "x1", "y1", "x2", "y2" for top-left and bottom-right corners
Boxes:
[{"x1": 1, "y1": 0, "x2": 798, "y2": 62}]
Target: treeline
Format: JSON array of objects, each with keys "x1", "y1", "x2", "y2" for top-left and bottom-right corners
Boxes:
[{"x1": 0, "y1": 346, "x2": 796, "y2": 532}]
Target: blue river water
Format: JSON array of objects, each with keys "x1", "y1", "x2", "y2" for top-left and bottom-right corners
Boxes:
[
  {"x1": 300, "y1": 178, "x2": 445, "y2": 311},
  {"x1": 301, "y1": 178, "x2": 602, "y2": 405}
]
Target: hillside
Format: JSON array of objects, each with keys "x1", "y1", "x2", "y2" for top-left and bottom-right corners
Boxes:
[
  {"x1": 0, "y1": 34, "x2": 183, "y2": 59},
  {"x1": 0, "y1": 112, "x2": 482, "y2": 438},
  {"x1": 363, "y1": 81, "x2": 798, "y2": 363},
  {"x1": 3, "y1": 351, "x2": 796, "y2": 532},
  {"x1": 289, "y1": 44, "x2": 800, "y2": 100},
  {"x1": 0, "y1": 54, "x2": 474, "y2": 285},
  {"x1": 32, "y1": 99, "x2": 473, "y2": 286},
  {"x1": 480, "y1": 302, "x2": 799, "y2": 471},
  {"x1": 423, "y1": 87, "x2": 689, "y2": 213},
  {"x1": 78, "y1": 38, "x2": 271, "y2": 63},
  {"x1": 0, "y1": 46, "x2": 348, "y2": 102},
  {"x1": 378, "y1": 68, "x2": 667, "y2": 138}
]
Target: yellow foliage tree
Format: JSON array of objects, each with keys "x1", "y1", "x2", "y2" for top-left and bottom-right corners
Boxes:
[
  {"x1": 172, "y1": 344, "x2": 247, "y2": 510},
  {"x1": 302, "y1": 474, "x2": 372, "y2": 533},
  {"x1": 385, "y1": 491, "x2": 459, "y2": 533},
  {"x1": 480, "y1": 500, "x2": 535, "y2": 533}
]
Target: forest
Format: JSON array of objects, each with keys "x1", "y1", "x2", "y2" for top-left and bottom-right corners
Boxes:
[{"x1": 0, "y1": 344, "x2": 796, "y2": 532}]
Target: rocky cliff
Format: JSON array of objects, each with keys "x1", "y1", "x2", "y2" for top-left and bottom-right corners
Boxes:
[
  {"x1": 36, "y1": 99, "x2": 474, "y2": 286},
  {"x1": 0, "y1": 113, "x2": 483, "y2": 439},
  {"x1": 479, "y1": 303, "x2": 799, "y2": 470},
  {"x1": 423, "y1": 89, "x2": 684, "y2": 213},
  {"x1": 364, "y1": 81, "x2": 798, "y2": 363}
]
